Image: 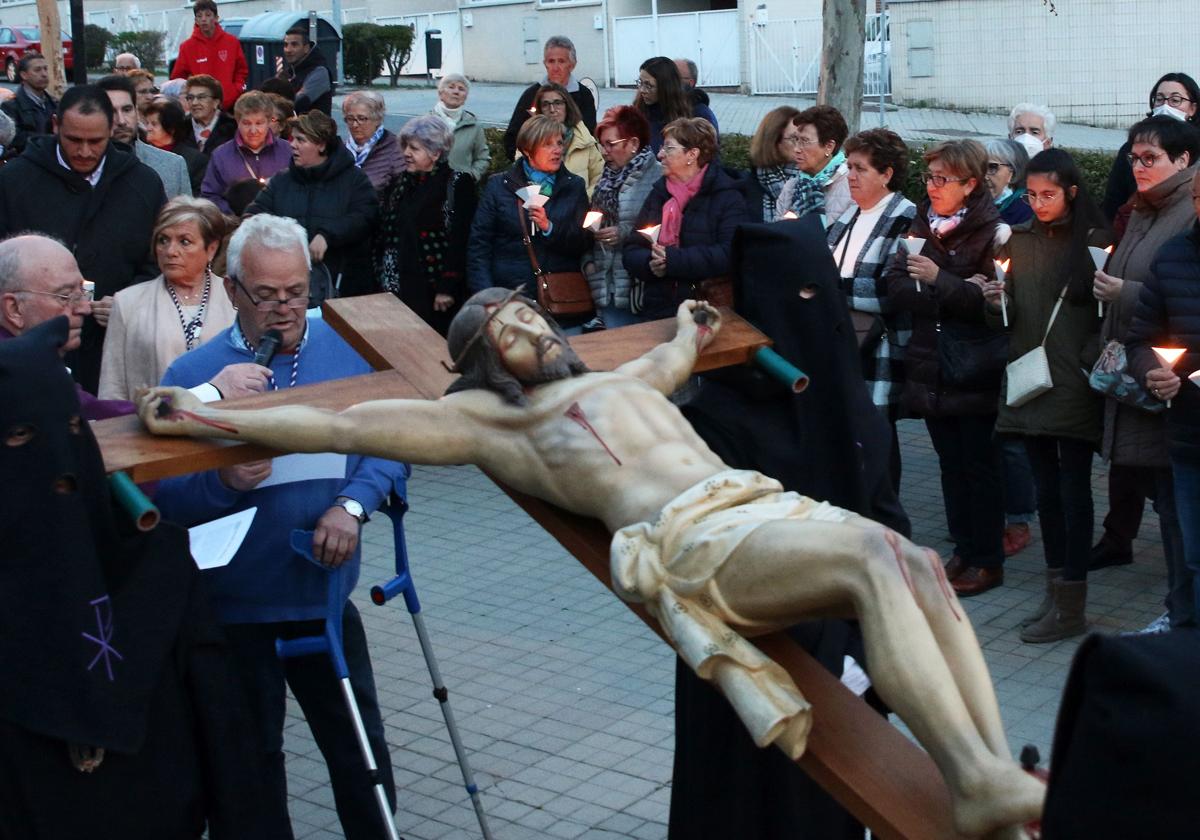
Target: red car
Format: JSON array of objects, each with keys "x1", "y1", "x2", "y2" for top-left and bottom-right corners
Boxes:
[{"x1": 0, "y1": 26, "x2": 73, "y2": 82}]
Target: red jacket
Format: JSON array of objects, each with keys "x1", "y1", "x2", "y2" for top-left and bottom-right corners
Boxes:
[{"x1": 170, "y1": 24, "x2": 248, "y2": 110}]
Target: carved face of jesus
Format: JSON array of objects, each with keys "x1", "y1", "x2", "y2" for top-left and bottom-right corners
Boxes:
[{"x1": 485, "y1": 300, "x2": 565, "y2": 383}]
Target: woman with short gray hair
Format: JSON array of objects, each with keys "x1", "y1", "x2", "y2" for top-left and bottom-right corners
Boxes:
[
  {"x1": 375, "y1": 114, "x2": 478, "y2": 335},
  {"x1": 984, "y1": 138, "x2": 1033, "y2": 226},
  {"x1": 432, "y1": 73, "x2": 490, "y2": 181},
  {"x1": 341, "y1": 89, "x2": 404, "y2": 191}
]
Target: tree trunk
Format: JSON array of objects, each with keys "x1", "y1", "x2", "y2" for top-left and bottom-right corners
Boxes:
[
  {"x1": 35, "y1": 0, "x2": 66, "y2": 98},
  {"x1": 818, "y1": 0, "x2": 866, "y2": 134}
]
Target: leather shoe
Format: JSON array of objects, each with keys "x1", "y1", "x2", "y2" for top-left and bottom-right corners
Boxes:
[
  {"x1": 952, "y1": 566, "x2": 1004, "y2": 596},
  {"x1": 1088, "y1": 538, "x2": 1133, "y2": 571},
  {"x1": 1003, "y1": 523, "x2": 1032, "y2": 557},
  {"x1": 943, "y1": 554, "x2": 966, "y2": 581}
]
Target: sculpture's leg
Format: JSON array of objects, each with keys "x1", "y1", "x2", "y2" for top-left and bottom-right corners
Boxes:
[{"x1": 713, "y1": 520, "x2": 1043, "y2": 838}]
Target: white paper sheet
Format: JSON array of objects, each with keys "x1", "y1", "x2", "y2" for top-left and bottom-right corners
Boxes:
[
  {"x1": 257, "y1": 452, "x2": 348, "y2": 489},
  {"x1": 189, "y1": 507, "x2": 257, "y2": 570}
]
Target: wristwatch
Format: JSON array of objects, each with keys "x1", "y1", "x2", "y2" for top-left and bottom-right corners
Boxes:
[{"x1": 335, "y1": 496, "x2": 367, "y2": 524}]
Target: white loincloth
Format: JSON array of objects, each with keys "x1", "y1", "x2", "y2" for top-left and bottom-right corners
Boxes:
[{"x1": 610, "y1": 469, "x2": 851, "y2": 758}]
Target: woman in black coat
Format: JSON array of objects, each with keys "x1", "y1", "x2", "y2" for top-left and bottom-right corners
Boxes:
[
  {"x1": 884, "y1": 139, "x2": 1007, "y2": 595},
  {"x1": 467, "y1": 115, "x2": 590, "y2": 295},
  {"x1": 246, "y1": 111, "x2": 379, "y2": 297},
  {"x1": 623, "y1": 117, "x2": 748, "y2": 320},
  {"x1": 375, "y1": 115, "x2": 477, "y2": 336}
]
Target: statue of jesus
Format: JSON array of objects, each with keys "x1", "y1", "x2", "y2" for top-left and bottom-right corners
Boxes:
[{"x1": 138, "y1": 287, "x2": 1043, "y2": 838}]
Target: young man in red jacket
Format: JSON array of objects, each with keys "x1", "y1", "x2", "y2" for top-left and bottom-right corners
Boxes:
[{"x1": 170, "y1": 0, "x2": 248, "y2": 111}]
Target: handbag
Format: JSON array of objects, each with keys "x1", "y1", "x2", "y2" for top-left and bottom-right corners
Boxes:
[
  {"x1": 937, "y1": 319, "x2": 1009, "y2": 389},
  {"x1": 1005, "y1": 286, "x2": 1066, "y2": 408},
  {"x1": 1088, "y1": 339, "x2": 1166, "y2": 413},
  {"x1": 518, "y1": 204, "x2": 594, "y2": 318}
]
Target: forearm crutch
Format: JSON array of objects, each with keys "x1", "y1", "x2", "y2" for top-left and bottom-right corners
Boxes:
[
  {"x1": 371, "y1": 495, "x2": 495, "y2": 840},
  {"x1": 277, "y1": 529, "x2": 400, "y2": 840}
]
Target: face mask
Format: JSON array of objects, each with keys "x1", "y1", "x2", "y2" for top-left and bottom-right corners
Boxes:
[
  {"x1": 1013, "y1": 133, "x2": 1044, "y2": 159},
  {"x1": 1152, "y1": 104, "x2": 1190, "y2": 122}
]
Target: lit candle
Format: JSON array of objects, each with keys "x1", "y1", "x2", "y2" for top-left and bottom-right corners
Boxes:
[
  {"x1": 781, "y1": 210, "x2": 799, "y2": 220},
  {"x1": 1152, "y1": 346, "x2": 1187, "y2": 407},
  {"x1": 994, "y1": 259, "x2": 1011, "y2": 327},
  {"x1": 1089, "y1": 245, "x2": 1114, "y2": 317},
  {"x1": 583, "y1": 211, "x2": 603, "y2": 231},
  {"x1": 639, "y1": 224, "x2": 661, "y2": 245},
  {"x1": 906, "y1": 236, "x2": 926, "y2": 292}
]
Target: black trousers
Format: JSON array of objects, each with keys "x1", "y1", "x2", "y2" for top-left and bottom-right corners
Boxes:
[
  {"x1": 223, "y1": 602, "x2": 396, "y2": 840},
  {"x1": 1024, "y1": 436, "x2": 1095, "y2": 581},
  {"x1": 1100, "y1": 462, "x2": 1147, "y2": 549},
  {"x1": 925, "y1": 414, "x2": 1005, "y2": 569}
]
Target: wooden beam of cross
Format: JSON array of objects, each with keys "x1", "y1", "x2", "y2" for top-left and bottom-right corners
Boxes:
[{"x1": 92, "y1": 294, "x2": 963, "y2": 839}]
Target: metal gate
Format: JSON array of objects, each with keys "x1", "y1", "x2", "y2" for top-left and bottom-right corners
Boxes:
[
  {"x1": 750, "y1": 13, "x2": 890, "y2": 96},
  {"x1": 612, "y1": 10, "x2": 739, "y2": 88},
  {"x1": 375, "y1": 11, "x2": 463, "y2": 77}
]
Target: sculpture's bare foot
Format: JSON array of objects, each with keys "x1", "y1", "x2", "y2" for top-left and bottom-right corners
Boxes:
[{"x1": 952, "y1": 760, "x2": 1045, "y2": 839}]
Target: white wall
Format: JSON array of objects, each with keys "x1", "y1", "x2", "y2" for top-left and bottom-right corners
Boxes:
[{"x1": 889, "y1": 0, "x2": 1196, "y2": 128}]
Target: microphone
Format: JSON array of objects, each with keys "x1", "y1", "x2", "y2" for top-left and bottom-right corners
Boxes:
[{"x1": 254, "y1": 329, "x2": 282, "y2": 367}]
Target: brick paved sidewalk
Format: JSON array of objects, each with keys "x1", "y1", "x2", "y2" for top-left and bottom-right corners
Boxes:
[{"x1": 282, "y1": 418, "x2": 1167, "y2": 839}]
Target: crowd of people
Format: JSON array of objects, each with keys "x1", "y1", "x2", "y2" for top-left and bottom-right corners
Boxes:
[{"x1": 2, "y1": 0, "x2": 1199, "y2": 832}]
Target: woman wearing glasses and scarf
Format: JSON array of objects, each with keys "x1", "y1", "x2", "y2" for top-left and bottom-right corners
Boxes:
[
  {"x1": 582, "y1": 106, "x2": 662, "y2": 329},
  {"x1": 744, "y1": 106, "x2": 823, "y2": 223},
  {"x1": 778, "y1": 104, "x2": 853, "y2": 223},
  {"x1": 884, "y1": 139, "x2": 1009, "y2": 597},
  {"x1": 525, "y1": 82, "x2": 603, "y2": 197},
  {"x1": 340, "y1": 90, "x2": 404, "y2": 193}
]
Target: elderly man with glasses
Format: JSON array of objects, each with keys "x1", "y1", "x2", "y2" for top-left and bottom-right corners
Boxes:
[{"x1": 150, "y1": 212, "x2": 407, "y2": 840}]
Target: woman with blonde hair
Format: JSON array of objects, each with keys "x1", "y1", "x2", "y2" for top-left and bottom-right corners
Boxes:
[{"x1": 99, "y1": 197, "x2": 237, "y2": 400}]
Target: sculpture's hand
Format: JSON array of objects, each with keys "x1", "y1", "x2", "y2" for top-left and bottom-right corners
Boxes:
[
  {"x1": 677, "y1": 299, "x2": 722, "y2": 353},
  {"x1": 136, "y1": 385, "x2": 235, "y2": 438}
]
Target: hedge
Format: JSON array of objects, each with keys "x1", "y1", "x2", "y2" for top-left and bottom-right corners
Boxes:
[{"x1": 481, "y1": 128, "x2": 1116, "y2": 204}]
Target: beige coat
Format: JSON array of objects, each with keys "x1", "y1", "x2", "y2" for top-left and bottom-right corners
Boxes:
[{"x1": 98, "y1": 275, "x2": 236, "y2": 401}]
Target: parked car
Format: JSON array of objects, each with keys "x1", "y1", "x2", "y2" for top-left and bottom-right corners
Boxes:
[{"x1": 0, "y1": 26, "x2": 73, "y2": 82}]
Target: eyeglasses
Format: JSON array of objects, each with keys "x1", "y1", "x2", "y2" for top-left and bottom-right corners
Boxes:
[
  {"x1": 343, "y1": 115, "x2": 375, "y2": 125},
  {"x1": 14, "y1": 286, "x2": 90, "y2": 306},
  {"x1": 635, "y1": 80, "x2": 657, "y2": 91},
  {"x1": 184, "y1": 93, "x2": 214, "y2": 102},
  {"x1": 1128, "y1": 151, "x2": 1167, "y2": 169},
  {"x1": 1152, "y1": 93, "x2": 1194, "y2": 108},
  {"x1": 601, "y1": 138, "x2": 630, "y2": 150},
  {"x1": 231, "y1": 277, "x2": 309, "y2": 311},
  {"x1": 986, "y1": 162, "x2": 1013, "y2": 175},
  {"x1": 1022, "y1": 190, "x2": 1063, "y2": 206},
  {"x1": 922, "y1": 173, "x2": 969, "y2": 187},
  {"x1": 779, "y1": 134, "x2": 803, "y2": 147},
  {"x1": 539, "y1": 99, "x2": 567, "y2": 110},
  {"x1": 660, "y1": 144, "x2": 687, "y2": 156}
]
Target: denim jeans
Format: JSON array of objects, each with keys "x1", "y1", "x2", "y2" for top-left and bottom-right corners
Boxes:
[
  {"x1": 926, "y1": 414, "x2": 1005, "y2": 568},
  {"x1": 1024, "y1": 436, "x2": 1094, "y2": 581},
  {"x1": 223, "y1": 602, "x2": 396, "y2": 840},
  {"x1": 1000, "y1": 434, "x2": 1037, "y2": 525},
  {"x1": 1172, "y1": 459, "x2": 1200, "y2": 627}
]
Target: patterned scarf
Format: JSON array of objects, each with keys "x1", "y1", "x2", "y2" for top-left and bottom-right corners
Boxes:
[
  {"x1": 800, "y1": 149, "x2": 847, "y2": 189},
  {"x1": 522, "y1": 159, "x2": 556, "y2": 196},
  {"x1": 660, "y1": 164, "x2": 708, "y2": 247},
  {"x1": 592, "y1": 146, "x2": 655, "y2": 225},
  {"x1": 755, "y1": 163, "x2": 798, "y2": 220},
  {"x1": 927, "y1": 205, "x2": 968, "y2": 238},
  {"x1": 345, "y1": 125, "x2": 385, "y2": 168},
  {"x1": 775, "y1": 174, "x2": 826, "y2": 220}
]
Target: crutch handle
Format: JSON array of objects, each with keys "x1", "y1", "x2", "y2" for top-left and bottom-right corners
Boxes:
[
  {"x1": 276, "y1": 636, "x2": 330, "y2": 660},
  {"x1": 370, "y1": 572, "x2": 422, "y2": 613}
]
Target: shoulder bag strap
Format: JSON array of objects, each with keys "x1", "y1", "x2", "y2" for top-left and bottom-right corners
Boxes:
[
  {"x1": 1040, "y1": 286, "x2": 1069, "y2": 346},
  {"x1": 517, "y1": 203, "x2": 545, "y2": 278}
]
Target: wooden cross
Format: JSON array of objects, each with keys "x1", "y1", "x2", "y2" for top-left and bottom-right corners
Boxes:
[{"x1": 93, "y1": 294, "x2": 962, "y2": 839}]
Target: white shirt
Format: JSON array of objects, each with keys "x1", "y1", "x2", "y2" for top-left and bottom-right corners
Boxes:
[{"x1": 832, "y1": 192, "x2": 894, "y2": 278}]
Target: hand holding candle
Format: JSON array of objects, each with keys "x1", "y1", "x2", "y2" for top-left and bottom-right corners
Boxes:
[
  {"x1": 1089, "y1": 245, "x2": 1114, "y2": 317},
  {"x1": 994, "y1": 258, "x2": 1010, "y2": 327},
  {"x1": 1151, "y1": 346, "x2": 1187, "y2": 407}
]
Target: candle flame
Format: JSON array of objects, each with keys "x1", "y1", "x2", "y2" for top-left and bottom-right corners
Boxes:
[
  {"x1": 781, "y1": 210, "x2": 799, "y2": 220},
  {"x1": 1153, "y1": 346, "x2": 1187, "y2": 368},
  {"x1": 639, "y1": 224, "x2": 661, "y2": 243},
  {"x1": 997, "y1": 258, "x2": 1011, "y2": 273},
  {"x1": 1104, "y1": 245, "x2": 1113, "y2": 254}
]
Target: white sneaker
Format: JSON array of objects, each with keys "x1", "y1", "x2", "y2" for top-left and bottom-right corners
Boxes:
[{"x1": 1138, "y1": 613, "x2": 1171, "y2": 635}]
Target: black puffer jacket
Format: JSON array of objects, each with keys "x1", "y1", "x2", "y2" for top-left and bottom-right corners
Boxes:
[
  {"x1": 1127, "y1": 224, "x2": 1200, "y2": 466},
  {"x1": 623, "y1": 163, "x2": 749, "y2": 319},
  {"x1": 246, "y1": 144, "x2": 379, "y2": 297},
  {"x1": 883, "y1": 186, "x2": 1004, "y2": 417},
  {"x1": 0, "y1": 136, "x2": 165, "y2": 392}
]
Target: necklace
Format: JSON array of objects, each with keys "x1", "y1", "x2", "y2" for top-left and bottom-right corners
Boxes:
[
  {"x1": 242, "y1": 330, "x2": 304, "y2": 390},
  {"x1": 165, "y1": 271, "x2": 211, "y2": 351}
]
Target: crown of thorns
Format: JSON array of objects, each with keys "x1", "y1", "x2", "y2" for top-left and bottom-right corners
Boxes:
[{"x1": 442, "y1": 286, "x2": 540, "y2": 373}]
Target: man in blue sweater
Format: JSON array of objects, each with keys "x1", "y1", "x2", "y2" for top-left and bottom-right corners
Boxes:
[{"x1": 154, "y1": 214, "x2": 407, "y2": 839}]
